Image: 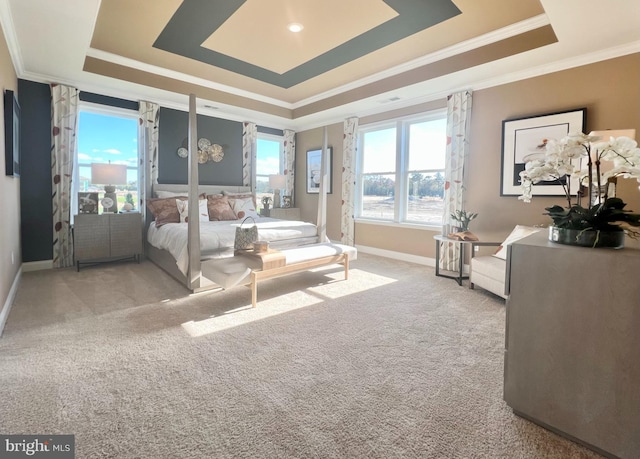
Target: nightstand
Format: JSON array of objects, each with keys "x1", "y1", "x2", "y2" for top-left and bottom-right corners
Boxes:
[
  {"x1": 267, "y1": 207, "x2": 301, "y2": 221},
  {"x1": 74, "y1": 212, "x2": 142, "y2": 271}
]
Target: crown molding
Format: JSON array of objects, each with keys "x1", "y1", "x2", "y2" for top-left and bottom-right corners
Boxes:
[
  {"x1": 0, "y1": 0, "x2": 24, "y2": 76},
  {"x1": 86, "y1": 48, "x2": 293, "y2": 110}
]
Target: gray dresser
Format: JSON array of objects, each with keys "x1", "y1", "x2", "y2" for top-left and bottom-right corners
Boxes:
[
  {"x1": 74, "y1": 212, "x2": 142, "y2": 271},
  {"x1": 504, "y1": 230, "x2": 640, "y2": 458}
]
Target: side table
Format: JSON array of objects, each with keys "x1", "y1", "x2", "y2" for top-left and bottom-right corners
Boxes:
[{"x1": 433, "y1": 235, "x2": 475, "y2": 286}]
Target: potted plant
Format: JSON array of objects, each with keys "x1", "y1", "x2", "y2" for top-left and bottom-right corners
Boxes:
[
  {"x1": 519, "y1": 132, "x2": 640, "y2": 247},
  {"x1": 450, "y1": 209, "x2": 478, "y2": 232}
]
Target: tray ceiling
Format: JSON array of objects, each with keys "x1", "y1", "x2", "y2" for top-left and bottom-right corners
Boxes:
[{"x1": 2, "y1": 0, "x2": 639, "y2": 129}]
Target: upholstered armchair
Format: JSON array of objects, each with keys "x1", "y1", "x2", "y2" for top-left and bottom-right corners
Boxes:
[{"x1": 469, "y1": 226, "x2": 542, "y2": 300}]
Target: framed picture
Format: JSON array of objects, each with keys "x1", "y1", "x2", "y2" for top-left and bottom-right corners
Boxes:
[
  {"x1": 78, "y1": 192, "x2": 99, "y2": 214},
  {"x1": 500, "y1": 108, "x2": 586, "y2": 196},
  {"x1": 306, "y1": 147, "x2": 332, "y2": 194},
  {"x1": 4, "y1": 90, "x2": 20, "y2": 177}
]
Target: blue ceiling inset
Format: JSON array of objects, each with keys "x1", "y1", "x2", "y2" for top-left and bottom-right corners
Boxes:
[{"x1": 153, "y1": 0, "x2": 461, "y2": 88}]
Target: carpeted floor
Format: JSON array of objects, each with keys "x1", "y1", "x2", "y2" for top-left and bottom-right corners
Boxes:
[{"x1": 0, "y1": 254, "x2": 602, "y2": 458}]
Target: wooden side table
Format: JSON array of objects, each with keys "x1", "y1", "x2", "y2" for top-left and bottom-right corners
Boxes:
[{"x1": 433, "y1": 235, "x2": 474, "y2": 286}]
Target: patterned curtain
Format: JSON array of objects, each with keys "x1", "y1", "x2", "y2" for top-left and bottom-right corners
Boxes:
[
  {"x1": 242, "y1": 122, "x2": 257, "y2": 188},
  {"x1": 138, "y1": 101, "x2": 160, "y2": 218},
  {"x1": 51, "y1": 84, "x2": 79, "y2": 268},
  {"x1": 341, "y1": 117, "x2": 358, "y2": 245},
  {"x1": 283, "y1": 129, "x2": 296, "y2": 206},
  {"x1": 440, "y1": 91, "x2": 473, "y2": 271}
]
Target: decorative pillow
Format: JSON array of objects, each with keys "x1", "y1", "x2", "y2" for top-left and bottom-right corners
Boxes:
[
  {"x1": 176, "y1": 199, "x2": 209, "y2": 223},
  {"x1": 229, "y1": 196, "x2": 260, "y2": 220},
  {"x1": 155, "y1": 190, "x2": 186, "y2": 198},
  {"x1": 493, "y1": 225, "x2": 542, "y2": 260},
  {"x1": 155, "y1": 190, "x2": 207, "y2": 199},
  {"x1": 206, "y1": 195, "x2": 236, "y2": 221},
  {"x1": 223, "y1": 191, "x2": 256, "y2": 207},
  {"x1": 146, "y1": 196, "x2": 187, "y2": 227}
]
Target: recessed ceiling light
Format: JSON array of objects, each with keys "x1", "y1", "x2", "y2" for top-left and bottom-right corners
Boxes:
[{"x1": 288, "y1": 23, "x2": 304, "y2": 33}]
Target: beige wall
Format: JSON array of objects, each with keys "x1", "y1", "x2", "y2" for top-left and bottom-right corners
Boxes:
[
  {"x1": 0, "y1": 23, "x2": 21, "y2": 324},
  {"x1": 467, "y1": 53, "x2": 640, "y2": 248},
  {"x1": 297, "y1": 53, "x2": 640, "y2": 257},
  {"x1": 295, "y1": 123, "x2": 344, "y2": 241}
]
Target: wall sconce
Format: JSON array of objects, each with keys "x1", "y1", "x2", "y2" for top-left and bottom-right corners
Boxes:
[
  {"x1": 177, "y1": 138, "x2": 224, "y2": 163},
  {"x1": 91, "y1": 162, "x2": 127, "y2": 213},
  {"x1": 269, "y1": 174, "x2": 286, "y2": 208}
]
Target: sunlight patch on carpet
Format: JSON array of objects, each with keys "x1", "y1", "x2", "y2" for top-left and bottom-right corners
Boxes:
[{"x1": 181, "y1": 269, "x2": 396, "y2": 337}]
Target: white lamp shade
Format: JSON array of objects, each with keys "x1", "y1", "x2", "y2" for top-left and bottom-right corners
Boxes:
[
  {"x1": 269, "y1": 174, "x2": 286, "y2": 189},
  {"x1": 91, "y1": 163, "x2": 127, "y2": 185}
]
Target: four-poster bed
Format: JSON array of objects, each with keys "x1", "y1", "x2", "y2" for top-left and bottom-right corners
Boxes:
[{"x1": 144, "y1": 94, "x2": 354, "y2": 295}]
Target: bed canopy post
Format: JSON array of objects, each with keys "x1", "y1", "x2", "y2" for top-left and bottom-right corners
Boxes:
[
  {"x1": 316, "y1": 127, "x2": 330, "y2": 242},
  {"x1": 187, "y1": 94, "x2": 202, "y2": 290}
]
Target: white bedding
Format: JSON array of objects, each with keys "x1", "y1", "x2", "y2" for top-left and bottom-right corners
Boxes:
[{"x1": 147, "y1": 217, "x2": 318, "y2": 275}]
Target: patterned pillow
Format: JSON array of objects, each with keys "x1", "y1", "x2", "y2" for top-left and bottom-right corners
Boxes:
[
  {"x1": 223, "y1": 191, "x2": 256, "y2": 207},
  {"x1": 176, "y1": 199, "x2": 209, "y2": 223},
  {"x1": 229, "y1": 196, "x2": 260, "y2": 220},
  {"x1": 146, "y1": 196, "x2": 187, "y2": 227},
  {"x1": 206, "y1": 195, "x2": 236, "y2": 221}
]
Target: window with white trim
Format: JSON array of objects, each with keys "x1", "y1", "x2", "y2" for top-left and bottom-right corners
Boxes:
[
  {"x1": 255, "y1": 133, "x2": 284, "y2": 209},
  {"x1": 357, "y1": 111, "x2": 446, "y2": 226},
  {"x1": 73, "y1": 104, "x2": 139, "y2": 219}
]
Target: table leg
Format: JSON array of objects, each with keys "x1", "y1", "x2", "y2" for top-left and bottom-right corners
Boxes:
[{"x1": 458, "y1": 246, "x2": 464, "y2": 286}]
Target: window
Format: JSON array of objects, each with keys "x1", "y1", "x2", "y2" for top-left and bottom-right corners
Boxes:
[
  {"x1": 357, "y1": 111, "x2": 446, "y2": 226},
  {"x1": 255, "y1": 133, "x2": 284, "y2": 209},
  {"x1": 73, "y1": 104, "x2": 139, "y2": 218}
]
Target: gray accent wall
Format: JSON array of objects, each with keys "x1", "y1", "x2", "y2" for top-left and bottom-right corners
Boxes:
[
  {"x1": 158, "y1": 107, "x2": 243, "y2": 185},
  {"x1": 18, "y1": 79, "x2": 52, "y2": 263},
  {"x1": 18, "y1": 83, "x2": 245, "y2": 262}
]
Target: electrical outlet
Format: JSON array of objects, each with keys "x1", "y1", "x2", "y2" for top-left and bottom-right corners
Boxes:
[{"x1": 474, "y1": 246, "x2": 479, "y2": 252}]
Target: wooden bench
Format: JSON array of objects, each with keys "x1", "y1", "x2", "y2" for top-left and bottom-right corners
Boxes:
[{"x1": 201, "y1": 243, "x2": 357, "y2": 307}]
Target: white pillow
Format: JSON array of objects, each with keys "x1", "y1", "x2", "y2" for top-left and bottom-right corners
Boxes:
[
  {"x1": 493, "y1": 225, "x2": 542, "y2": 260},
  {"x1": 176, "y1": 199, "x2": 209, "y2": 223},
  {"x1": 155, "y1": 190, "x2": 188, "y2": 198},
  {"x1": 229, "y1": 196, "x2": 260, "y2": 220}
]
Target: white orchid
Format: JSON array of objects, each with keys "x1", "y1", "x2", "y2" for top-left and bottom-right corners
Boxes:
[
  {"x1": 518, "y1": 132, "x2": 640, "y2": 238},
  {"x1": 519, "y1": 132, "x2": 640, "y2": 209}
]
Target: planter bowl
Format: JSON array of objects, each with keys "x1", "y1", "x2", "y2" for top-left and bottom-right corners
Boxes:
[{"x1": 548, "y1": 226, "x2": 625, "y2": 249}]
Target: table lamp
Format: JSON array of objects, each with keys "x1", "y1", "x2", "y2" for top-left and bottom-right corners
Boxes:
[
  {"x1": 91, "y1": 163, "x2": 127, "y2": 213},
  {"x1": 269, "y1": 174, "x2": 286, "y2": 208}
]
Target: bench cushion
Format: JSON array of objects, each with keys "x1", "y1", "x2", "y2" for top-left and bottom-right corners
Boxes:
[
  {"x1": 202, "y1": 243, "x2": 357, "y2": 290},
  {"x1": 280, "y1": 243, "x2": 357, "y2": 265}
]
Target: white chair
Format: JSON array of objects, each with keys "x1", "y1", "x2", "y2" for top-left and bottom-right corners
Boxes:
[{"x1": 469, "y1": 226, "x2": 542, "y2": 299}]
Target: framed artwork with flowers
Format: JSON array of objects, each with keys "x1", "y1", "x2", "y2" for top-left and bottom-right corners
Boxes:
[{"x1": 500, "y1": 108, "x2": 586, "y2": 196}]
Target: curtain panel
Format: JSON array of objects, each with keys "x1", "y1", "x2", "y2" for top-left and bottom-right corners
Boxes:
[
  {"x1": 341, "y1": 117, "x2": 358, "y2": 245},
  {"x1": 242, "y1": 122, "x2": 257, "y2": 188},
  {"x1": 283, "y1": 129, "x2": 296, "y2": 206},
  {"x1": 440, "y1": 91, "x2": 473, "y2": 271},
  {"x1": 138, "y1": 101, "x2": 160, "y2": 221},
  {"x1": 51, "y1": 84, "x2": 79, "y2": 268}
]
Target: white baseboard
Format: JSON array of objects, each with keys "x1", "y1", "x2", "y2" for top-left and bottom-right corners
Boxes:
[
  {"x1": 355, "y1": 244, "x2": 436, "y2": 267},
  {"x1": 22, "y1": 259, "x2": 53, "y2": 272},
  {"x1": 0, "y1": 267, "x2": 21, "y2": 337}
]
